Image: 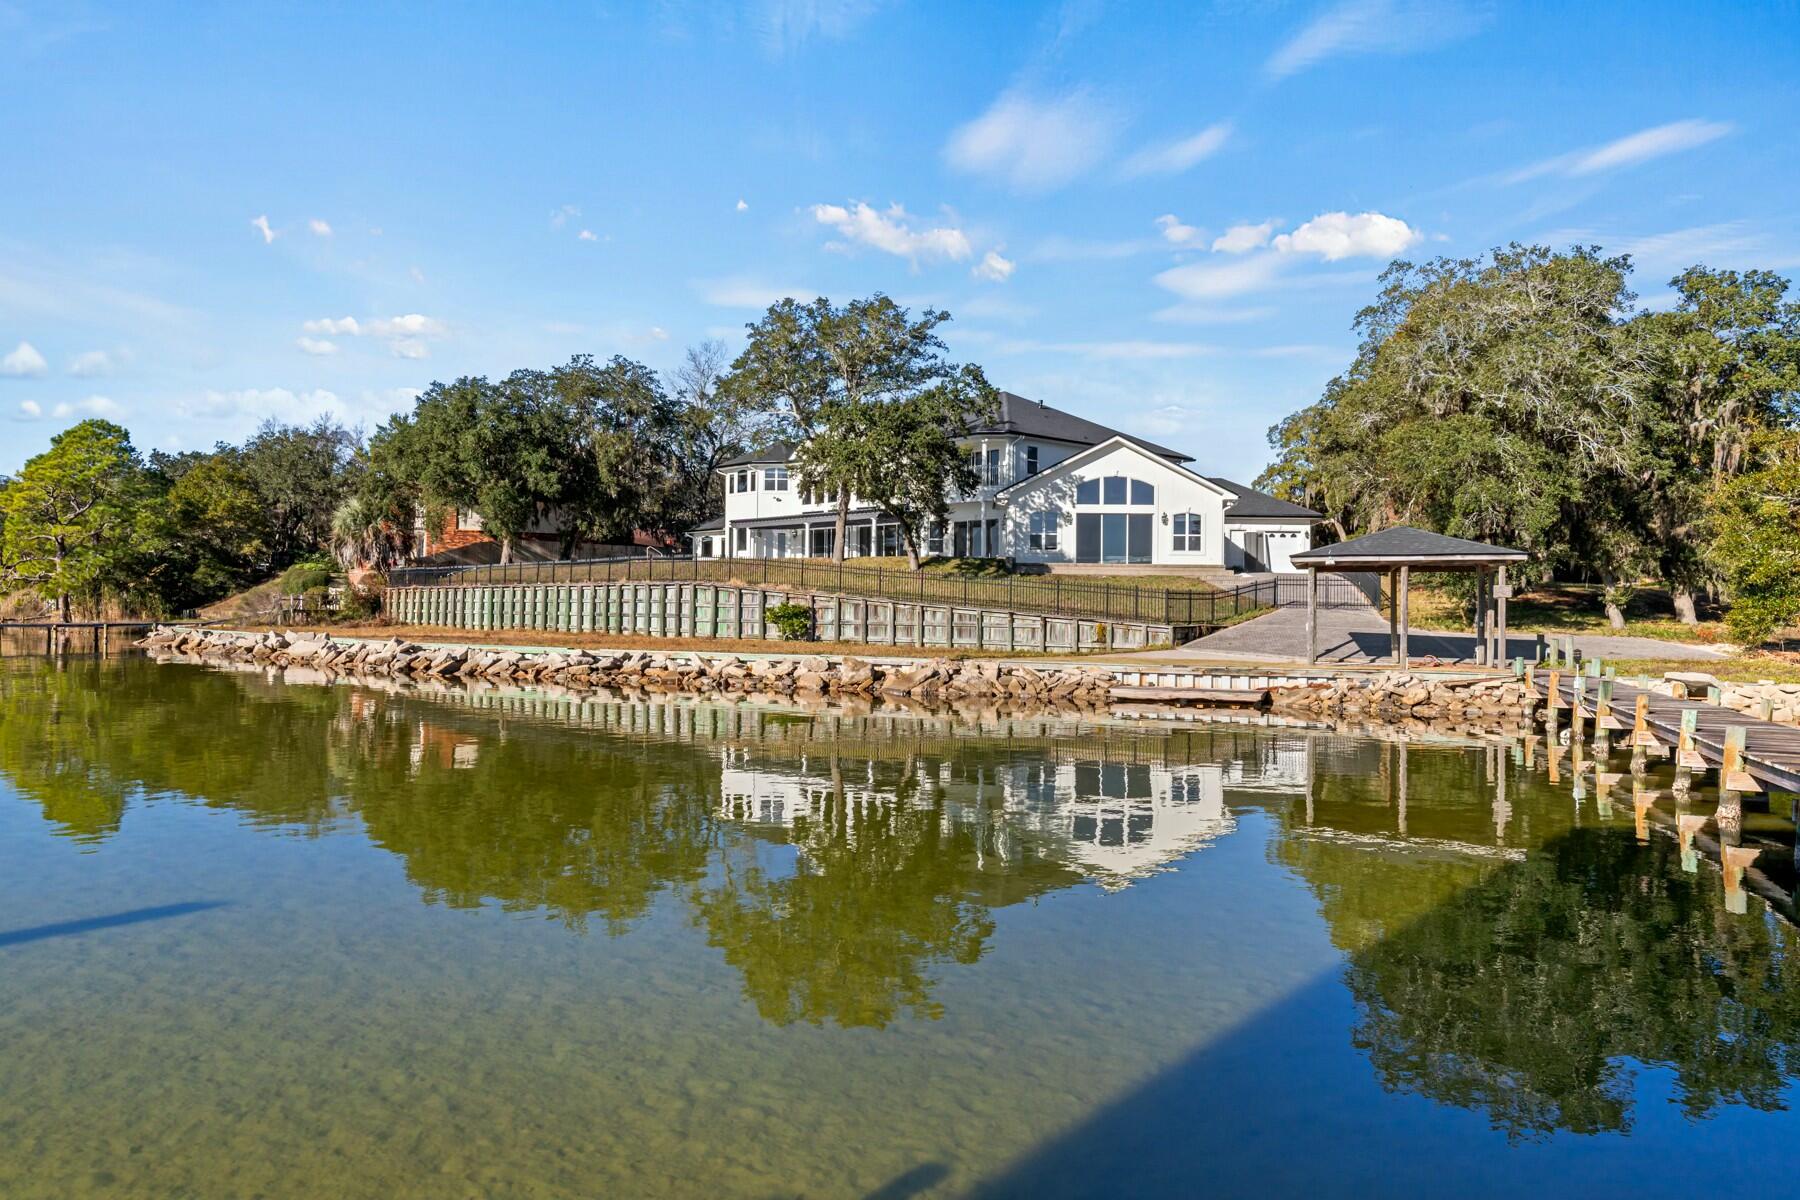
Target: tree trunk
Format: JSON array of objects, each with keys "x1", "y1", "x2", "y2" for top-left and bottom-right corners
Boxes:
[
  {"x1": 1673, "y1": 588, "x2": 1699, "y2": 624},
  {"x1": 900, "y1": 523, "x2": 921, "y2": 571},
  {"x1": 59, "y1": 591, "x2": 72, "y2": 623},
  {"x1": 1605, "y1": 599, "x2": 1627, "y2": 630},
  {"x1": 500, "y1": 535, "x2": 514, "y2": 565},
  {"x1": 833, "y1": 486, "x2": 849, "y2": 563}
]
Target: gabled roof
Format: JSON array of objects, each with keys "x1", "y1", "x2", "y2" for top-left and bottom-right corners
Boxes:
[
  {"x1": 993, "y1": 435, "x2": 1235, "y2": 501},
  {"x1": 1209, "y1": 477, "x2": 1323, "y2": 520},
  {"x1": 718, "y1": 441, "x2": 796, "y2": 467},
  {"x1": 1291, "y1": 525, "x2": 1528, "y2": 565},
  {"x1": 974, "y1": 391, "x2": 1192, "y2": 462}
]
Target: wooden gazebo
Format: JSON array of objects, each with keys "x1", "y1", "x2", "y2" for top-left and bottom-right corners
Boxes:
[{"x1": 1290, "y1": 526, "x2": 1529, "y2": 669}]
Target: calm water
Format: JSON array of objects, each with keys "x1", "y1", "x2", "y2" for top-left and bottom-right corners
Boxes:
[{"x1": 4, "y1": 656, "x2": 1800, "y2": 1198}]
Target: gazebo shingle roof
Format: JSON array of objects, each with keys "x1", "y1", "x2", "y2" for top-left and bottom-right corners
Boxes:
[{"x1": 1290, "y1": 525, "x2": 1527, "y2": 565}]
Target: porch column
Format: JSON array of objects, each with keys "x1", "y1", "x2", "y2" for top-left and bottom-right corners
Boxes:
[
  {"x1": 1397, "y1": 565, "x2": 1410, "y2": 669},
  {"x1": 1305, "y1": 566, "x2": 1318, "y2": 666}
]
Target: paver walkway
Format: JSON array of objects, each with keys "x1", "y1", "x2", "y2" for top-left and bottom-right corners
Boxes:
[{"x1": 1149, "y1": 601, "x2": 1728, "y2": 667}]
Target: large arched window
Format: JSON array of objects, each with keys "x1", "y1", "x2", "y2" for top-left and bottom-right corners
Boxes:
[{"x1": 1073, "y1": 475, "x2": 1155, "y2": 564}]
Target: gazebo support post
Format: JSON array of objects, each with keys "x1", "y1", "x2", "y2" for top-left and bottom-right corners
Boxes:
[
  {"x1": 1397, "y1": 565, "x2": 1410, "y2": 669},
  {"x1": 1388, "y1": 568, "x2": 1400, "y2": 664},
  {"x1": 1490, "y1": 564, "x2": 1504, "y2": 662},
  {"x1": 1474, "y1": 566, "x2": 1489, "y2": 666},
  {"x1": 1305, "y1": 566, "x2": 1318, "y2": 666}
]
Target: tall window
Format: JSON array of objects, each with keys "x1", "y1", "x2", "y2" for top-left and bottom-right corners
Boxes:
[
  {"x1": 730, "y1": 469, "x2": 755, "y2": 494},
  {"x1": 763, "y1": 466, "x2": 789, "y2": 491},
  {"x1": 1028, "y1": 511, "x2": 1060, "y2": 552},
  {"x1": 734, "y1": 527, "x2": 747, "y2": 552},
  {"x1": 1024, "y1": 445, "x2": 1039, "y2": 476},
  {"x1": 927, "y1": 521, "x2": 946, "y2": 555},
  {"x1": 1172, "y1": 512, "x2": 1204, "y2": 552}
]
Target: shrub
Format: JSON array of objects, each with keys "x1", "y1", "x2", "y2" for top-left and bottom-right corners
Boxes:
[
  {"x1": 278, "y1": 561, "x2": 334, "y2": 596},
  {"x1": 766, "y1": 601, "x2": 814, "y2": 641}
]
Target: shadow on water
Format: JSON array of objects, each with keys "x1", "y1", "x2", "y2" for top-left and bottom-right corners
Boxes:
[
  {"x1": 968, "y1": 823, "x2": 1800, "y2": 1198},
  {"x1": 862, "y1": 1162, "x2": 951, "y2": 1200},
  {"x1": 0, "y1": 900, "x2": 227, "y2": 948}
]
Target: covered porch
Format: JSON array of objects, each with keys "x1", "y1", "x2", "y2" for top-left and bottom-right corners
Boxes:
[{"x1": 1290, "y1": 527, "x2": 1530, "y2": 669}]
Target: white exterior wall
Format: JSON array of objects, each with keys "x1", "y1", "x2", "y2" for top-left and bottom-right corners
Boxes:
[
  {"x1": 1222, "y1": 521, "x2": 1314, "y2": 572},
  {"x1": 998, "y1": 442, "x2": 1231, "y2": 567}
]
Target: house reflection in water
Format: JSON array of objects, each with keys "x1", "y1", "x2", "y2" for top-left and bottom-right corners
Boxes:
[{"x1": 716, "y1": 734, "x2": 1311, "y2": 891}]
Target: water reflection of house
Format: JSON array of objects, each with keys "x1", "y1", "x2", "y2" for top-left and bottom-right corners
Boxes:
[
  {"x1": 409, "y1": 720, "x2": 483, "y2": 773},
  {"x1": 717, "y1": 751, "x2": 1262, "y2": 890}
]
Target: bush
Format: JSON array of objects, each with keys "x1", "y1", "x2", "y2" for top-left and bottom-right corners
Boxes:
[
  {"x1": 766, "y1": 601, "x2": 814, "y2": 641},
  {"x1": 278, "y1": 561, "x2": 334, "y2": 596}
]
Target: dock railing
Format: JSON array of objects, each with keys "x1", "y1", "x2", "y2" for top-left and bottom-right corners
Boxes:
[{"x1": 386, "y1": 556, "x2": 1376, "y2": 629}]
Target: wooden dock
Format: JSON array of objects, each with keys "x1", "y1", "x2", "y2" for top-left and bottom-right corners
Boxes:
[{"x1": 1547, "y1": 674, "x2": 1800, "y2": 794}]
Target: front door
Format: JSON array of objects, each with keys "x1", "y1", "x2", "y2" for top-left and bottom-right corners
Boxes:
[{"x1": 1244, "y1": 532, "x2": 1268, "y2": 572}]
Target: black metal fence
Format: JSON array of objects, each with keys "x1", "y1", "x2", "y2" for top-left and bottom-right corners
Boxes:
[{"x1": 387, "y1": 556, "x2": 1381, "y2": 628}]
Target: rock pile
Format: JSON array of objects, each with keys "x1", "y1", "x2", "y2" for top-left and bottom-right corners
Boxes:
[
  {"x1": 1269, "y1": 672, "x2": 1539, "y2": 720},
  {"x1": 136, "y1": 626, "x2": 1119, "y2": 706},
  {"x1": 1718, "y1": 680, "x2": 1800, "y2": 727}
]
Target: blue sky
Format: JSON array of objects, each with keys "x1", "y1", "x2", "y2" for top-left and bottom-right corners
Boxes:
[{"x1": 3, "y1": 0, "x2": 1797, "y2": 476}]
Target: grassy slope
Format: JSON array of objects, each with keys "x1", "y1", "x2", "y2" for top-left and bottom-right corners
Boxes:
[
  {"x1": 1599, "y1": 654, "x2": 1800, "y2": 684},
  {"x1": 1407, "y1": 583, "x2": 1729, "y2": 645}
]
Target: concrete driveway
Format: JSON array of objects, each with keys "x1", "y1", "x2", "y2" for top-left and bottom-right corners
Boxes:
[{"x1": 1152, "y1": 601, "x2": 1728, "y2": 666}]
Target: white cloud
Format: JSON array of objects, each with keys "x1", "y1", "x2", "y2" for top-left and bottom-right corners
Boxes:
[
  {"x1": 1153, "y1": 303, "x2": 1278, "y2": 325},
  {"x1": 409, "y1": 266, "x2": 427, "y2": 285},
  {"x1": 1154, "y1": 214, "x2": 1203, "y2": 246},
  {"x1": 810, "y1": 201, "x2": 972, "y2": 264},
  {"x1": 51, "y1": 395, "x2": 123, "y2": 419},
  {"x1": 944, "y1": 89, "x2": 1120, "y2": 191},
  {"x1": 181, "y1": 387, "x2": 344, "y2": 422},
  {"x1": 577, "y1": 229, "x2": 599, "y2": 242},
  {"x1": 971, "y1": 250, "x2": 1016, "y2": 282},
  {"x1": 308, "y1": 218, "x2": 333, "y2": 237},
  {"x1": 296, "y1": 337, "x2": 339, "y2": 356},
  {"x1": 1271, "y1": 211, "x2": 1420, "y2": 260},
  {"x1": 17, "y1": 399, "x2": 42, "y2": 418},
  {"x1": 1, "y1": 340, "x2": 49, "y2": 377},
  {"x1": 1503, "y1": 119, "x2": 1734, "y2": 183},
  {"x1": 550, "y1": 204, "x2": 580, "y2": 229},
  {"x1": 303, "y1": 316, "x2": 360, "y2": 335},
  {"x1": 1211, "y1": 220, "x2": 1279, "y2": 254},
  {"x1": 756, "y1": 0, "x2": 883, "y2": 55},
  {"x1": 736, "y1": 199, "x2": 749, "y2": 212},
  {"x1": 299, "y1": 314, "x2": 445, "y2": 357},
  {"x1": 1154, "y1": 254, "x2": 1286, "y2": 300},
  {"x1": 995, "y1": 338, "x2": 1218, "y2": 361},
  {"x1": 68, "y1": 349, "x2": 121, "y2": 377},
  {"x1": 250, "y1": 215, "x2": 276, "y2": 244},
  {"x1": 1120, "y1": 122, "x2": 1232, "y2": 178},
  {"x1": 1265, "y1": 0, "x2": 1489, "y2": 79},
  {"x1": 697, "y1": 277, "x2": 814, "y2": 309}
]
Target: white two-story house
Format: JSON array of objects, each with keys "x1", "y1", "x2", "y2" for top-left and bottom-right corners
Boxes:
[{"x1": 687, "y1": 391, "x2": 1321, "y2": 573}]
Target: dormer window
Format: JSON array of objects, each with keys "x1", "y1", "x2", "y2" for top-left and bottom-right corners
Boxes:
[{"x1": 763, "y1": 466, "x2": 789, "y2": 491}]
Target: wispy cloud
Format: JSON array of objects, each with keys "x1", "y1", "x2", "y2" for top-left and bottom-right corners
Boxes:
[
  {"x1": 250, "y1": 215, "x2": 276, "y2": 244},
  {"x1": 1, "y1": 340, "x2": 49, "y2": 378},
  {"x1": 1211, "y1": 220, "x2": 1278, "y2": 254},
  {"x1": 1152, "y1": 303, "x2": 1278, "y2": 325},
  {"x1": 1154, "y1": 254, "x2": 1287, "y2": 300},
  {"x1": 995, "y1": 338, "x2": 1220, "y2": 361},
  {"x1": 754, "y1": 0, "x2": 885, "y2": 55},
  {"x1": 1026, "y1": 234, "x2": 1159, "y2": 262},
  {"x1": 810, "y1": 201, "x2": 972, "y2": 264},
  {"x1": 1119, "y1": 122, "x2": 1232, "y2": 178},
  {"x1": 299, "y1": 314, "x2": 447, "y2": 358},
  {"x1": 308, "y1": 218, "x2": 333, "y2": 237},
  {"x1": 1265, "y1": 0, "x2": 1489, "y2": 80},
  {"x1": 50, "y1": 395, "x2": 124, "y2": 419},
  {"x1": 1155, "y1": 214, "x2": 1204, "y2": 247},
  {"x1": 1153, "y1": 210, "x2": 1420, "y2": 300},
  {"x1": 945, "y1": 88, "x2": 1121, "y2": 192},
  {"x1": 296, "y1": 337, "x2": 339, "y2": 356},
  {"x1": 697, "y1": 276, "x2": 816, "y2": 309},
  {"x1": 1502, "y1": 119, "x2": 1734, "y2": 184},
  {"x1": 68, "y1": 348, "x2": 123, "y2": 377}
]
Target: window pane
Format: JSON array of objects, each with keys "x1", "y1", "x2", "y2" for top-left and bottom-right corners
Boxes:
[
  {"x1": 1075, "y1": 514, "x2": 1101, "y2": 562},
  {"x1": 1102, "y1": 514, "x2": 1126, "y2": 562},
  {"x1": 1131, "y1": 479, "x2": 1154, "y2": 505},
  {"x1": 1076, "y1": 478, "x2": 1099, "y2": 505},
  {"x1": 1103, "y1": 476, "x2": 1126, "y2": 505},
  {"x1": 1127, "y1": 514, "x2": 1152, "y2": 563},
  {"x1": 1172, "y1": 514, "x2": 1187, "y2": 535}
]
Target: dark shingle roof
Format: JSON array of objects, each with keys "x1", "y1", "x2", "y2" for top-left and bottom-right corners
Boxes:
[
  {"x1": 718, "y1": 441, "x2": 796, "y2": 467},
  {"x1": 1291, "y1": 525, "x2": 1528, "y2": 564},
  {"x1": 973, "y1": 391, "x2": 1191, "y2": 462},
  {"x1": 685, "y1": 514, "x2": 726, "y2": 532},
  {"x1": 1209, "y1": 477, "x2": 1323, "y2": 520}
]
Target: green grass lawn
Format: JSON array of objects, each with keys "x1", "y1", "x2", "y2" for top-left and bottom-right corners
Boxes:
[
  {"x1": 1407, "y1": 583, "x2": 1729, "y2": 645},
  {"x1": 1598, "y1": 654, "x2": 1800, "y2": 684}
]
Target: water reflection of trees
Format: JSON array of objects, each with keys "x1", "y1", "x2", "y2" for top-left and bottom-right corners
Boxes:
[{"x1": 1270, "y1": 740, "x2": 1800, "y2": 1139}]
